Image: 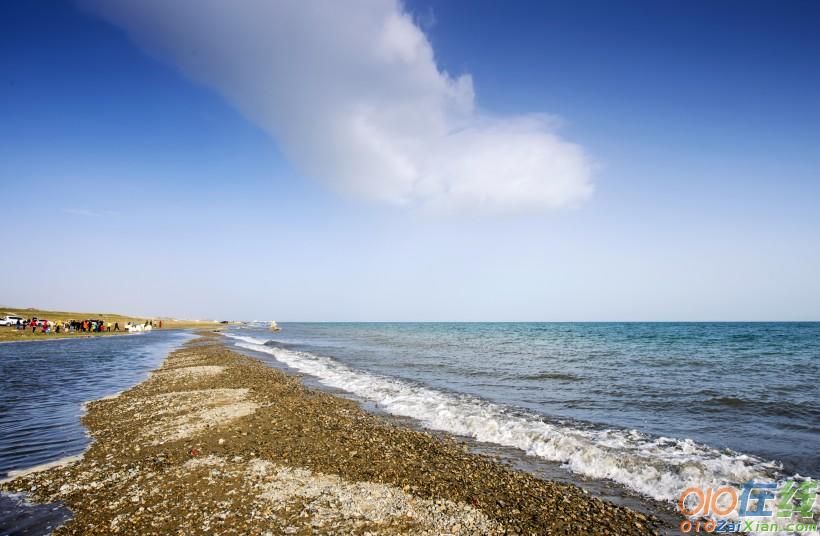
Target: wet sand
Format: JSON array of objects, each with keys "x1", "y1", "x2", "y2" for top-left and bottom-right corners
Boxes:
[{"x1": 1, "y1": 332, "x2": 662, "y2": 535}]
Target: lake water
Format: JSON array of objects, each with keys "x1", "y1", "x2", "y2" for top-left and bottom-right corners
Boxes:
[
  {"x1": 224, "y1": 322, "x2": 820, "y2": 507},
  {"x1": 0, "y1": 331, "x2": 190, "y2": 535},
  {"x1": 0, "y1": 331, "x2": 191, "y2": 479},
  {"x1": 1, "y1": 323, "x2": 817, "y2": 533}
]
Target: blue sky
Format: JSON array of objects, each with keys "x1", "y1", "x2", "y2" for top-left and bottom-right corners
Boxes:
[{"x1": 1, "y1": 0, "x2": 818, "y2": 321}]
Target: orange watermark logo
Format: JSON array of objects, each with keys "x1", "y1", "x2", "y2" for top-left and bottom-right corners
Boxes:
[
  {"x1": 678, "y1": 486, "x2": 738, "y2": 532},
  {"x1": 677, "y1": 481, "x2": 818, "y2": 533},
  {"x1": 679, "y1": 486, "x2": 739, "y2": 517}
]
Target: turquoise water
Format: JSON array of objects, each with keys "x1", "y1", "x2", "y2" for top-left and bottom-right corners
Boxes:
[{"x1": 225, "y1": 322, "x2": 819, "y2": 505}]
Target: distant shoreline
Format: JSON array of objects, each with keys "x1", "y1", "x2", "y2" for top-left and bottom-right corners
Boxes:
[
  {"x1": 0, "y1": 306, "x2": 223, "y2": 343},
  {"x1": 0, "y1": 331, "x2": 139, "y2": 344}
]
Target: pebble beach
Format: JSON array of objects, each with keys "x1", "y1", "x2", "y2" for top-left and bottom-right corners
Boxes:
[{"x1": 1, "y1": 332, "x2": 662, "y2": 535}]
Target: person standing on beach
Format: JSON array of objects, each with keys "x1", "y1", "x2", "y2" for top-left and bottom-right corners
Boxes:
[{"x1": 114, "y1": 322, "x2": 119, "y2": 331}]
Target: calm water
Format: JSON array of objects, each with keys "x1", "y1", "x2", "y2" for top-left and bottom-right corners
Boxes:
[
  {"x1": 225, "y1": 322, "x2": 820, "y2": 505},
  {"x1": 0, "y1": 331, "x2": 190, "y2": 479}
]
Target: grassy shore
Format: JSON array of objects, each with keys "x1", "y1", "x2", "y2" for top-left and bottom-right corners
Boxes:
[
  {"x1": 0, "y1": 332, "x2": 661, "y2": 535},
  {"x1": 0, "y1": 306, "x2": 222, "y2": 342}
]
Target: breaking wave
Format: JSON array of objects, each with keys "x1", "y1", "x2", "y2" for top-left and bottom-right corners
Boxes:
[{"x1": 222, "y1": 333, "x2": 790, "y2": 507}]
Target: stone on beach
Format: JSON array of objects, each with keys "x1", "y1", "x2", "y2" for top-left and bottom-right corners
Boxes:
[{"x1": 0, "y1": 332, "x2": 662, "y2": 535}]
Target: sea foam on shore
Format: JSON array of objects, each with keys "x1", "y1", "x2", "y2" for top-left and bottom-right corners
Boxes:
[
  {"x1": 1, "y1": 333, "x2": 661, "y2": 535},
  {"x1": 225, "y1": 334, "x2": 787, "y2": 506}
]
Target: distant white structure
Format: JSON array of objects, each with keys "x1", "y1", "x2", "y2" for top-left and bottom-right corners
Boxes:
[{"x1": 126, "y1": 322, "x2": 153, "y2": 333}]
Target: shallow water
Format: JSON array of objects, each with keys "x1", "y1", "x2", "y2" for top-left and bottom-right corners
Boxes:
[
  {"x1": 0, "y1": 331, "x2": 190, "y2": 480},
  {"x1": 0, "y1": 331, "x2": 191, "y2": 535},
  {"x1": 224, "y1": 322, "x2": 820, "y2": 509}
]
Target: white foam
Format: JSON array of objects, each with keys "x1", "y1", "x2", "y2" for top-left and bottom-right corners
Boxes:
[
  {"x1": 1, "y1": 454, "x2": 85, "y2": 483},
  {"x1": 225, "y1": 334, "x2": 270, "y2": 346},
  {"x1": 230, "y1": 340, "x2": 788, "y2": 499},
  {"x1": 96, "y1": 391, "x2": 123, "y2": 402}
]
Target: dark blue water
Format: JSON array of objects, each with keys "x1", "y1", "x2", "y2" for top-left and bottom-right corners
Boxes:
[
  {"x1": 0, "y1": 331, "x2": 190, "y2": 479},
  {"x1": 225, "y1": 322, "x2": 820, "y2": 504}
]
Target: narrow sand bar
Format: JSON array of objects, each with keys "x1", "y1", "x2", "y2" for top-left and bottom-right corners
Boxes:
[{"x1": 1, "y1": 332, "x2": 661, "y2": 535}]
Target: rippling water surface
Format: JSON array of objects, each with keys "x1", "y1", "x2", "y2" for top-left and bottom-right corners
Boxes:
[
  {"x1": 0, "y1": 331, "x2": 190, "y2": 479},
  {"x1": 224, "y1": 322, "x2": 820, "y2": 508},
  {"x1": 1, "y1": 323, "x2": 817, "y2": 533}
]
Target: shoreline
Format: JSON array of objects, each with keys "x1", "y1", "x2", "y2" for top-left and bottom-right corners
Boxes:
[
  {"x1": 0, "y1": 329, "x2": 198, "y2": 345},
  {"x1": 0, "y1": 305, "x2": 225, "y2": 343},
  {"x1": 234, "y1": 345, "x2": 682, "y2": 528},
  {"x1": 1, "y1": 332, "x2": 663, "y2": 535},
  {"x1": 0, "y1": 327, "x2": 218, "y2": 344},
  {"x1": 0, "y1": 331, "x2": 141, "y2": 345},
  {"x1": 0, "y1": 327, "x2": 209, "y2": 345}
]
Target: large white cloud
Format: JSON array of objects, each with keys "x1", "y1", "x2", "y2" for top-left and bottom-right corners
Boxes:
[{"x1": 83, "y1": 0, "x2": 594, "y2": 213}]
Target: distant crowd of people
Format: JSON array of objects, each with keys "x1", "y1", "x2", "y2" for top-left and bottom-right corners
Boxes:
[{"x1": 14, "y1": 318, "x2": 162, "y2": 334}]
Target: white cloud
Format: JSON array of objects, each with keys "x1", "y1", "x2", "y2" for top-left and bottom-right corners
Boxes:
[{"x1": 82, "y1": 0, "x2": 593, "y2": 213}]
